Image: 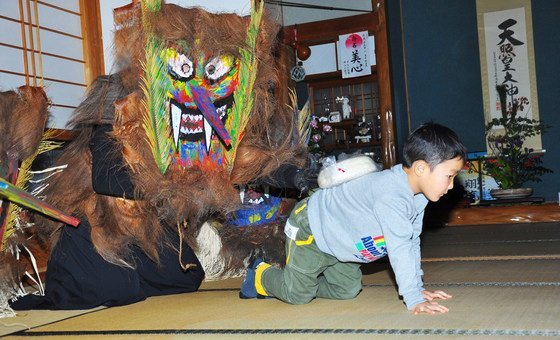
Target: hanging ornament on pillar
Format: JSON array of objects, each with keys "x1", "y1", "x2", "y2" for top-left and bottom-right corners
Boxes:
[
  {"x1": 296, "y1": 45, "x2": 311, "y2": 61},
  {"x1": 293, "y1": 26, "x2": 311, "y2": 61},
  {"x1": 290, "y1": 61, "x2": 306, "y2": 82},
  {"x1": 290, "y1": 25, "x2": 309, "y2": 81}
]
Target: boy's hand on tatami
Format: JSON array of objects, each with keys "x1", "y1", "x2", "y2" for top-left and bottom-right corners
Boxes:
[
  {"x1": 422, "y1": 289, "x2": 452, "y2": 301},
  {"x1": 411, "y1": 290, "x2": 452, "y2": 315},
  {"x1": 412, "y1": 301, "x2": 449, "y2": 315}
]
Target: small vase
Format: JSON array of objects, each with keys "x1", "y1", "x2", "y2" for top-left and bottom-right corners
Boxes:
[{"x1": 490, "y1": 188, "x2": 533, "y2": 199}]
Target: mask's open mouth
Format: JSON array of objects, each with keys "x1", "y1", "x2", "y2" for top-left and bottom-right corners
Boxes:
[
  {"x1": 169, "y1": 95, "x2": 234, "y2": 152},
  {"x1": 240, "y1": 187, "x2": 270, "y2": 205}
]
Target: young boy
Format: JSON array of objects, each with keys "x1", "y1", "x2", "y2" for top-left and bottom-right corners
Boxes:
[{"x1": 239, "y1": 122, "x2": 466, "y2": 314}]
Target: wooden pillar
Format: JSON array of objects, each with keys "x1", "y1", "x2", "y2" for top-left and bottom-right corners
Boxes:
[
  {"x1": 373, "y1": 0, "x2": 396, "y2": 168},
  {"x1": 80, "y1": 0, "x2": 105, "y2": 85}
]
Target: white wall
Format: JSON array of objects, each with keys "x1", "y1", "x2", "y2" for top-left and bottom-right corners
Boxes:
[
  {"x1": 100, "y1": 1, "x2": 371, "y2": 74},
  {"x1": 100, "y1": 0, "x2": 252, "y2": 75},
  {"x1": 266, "y1": 0, "x2": 372, "y2": 26}
]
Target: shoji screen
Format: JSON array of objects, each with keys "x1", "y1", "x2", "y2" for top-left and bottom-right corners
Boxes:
[{"x1": 0, "y1": 0, "x2": 102, "y2": 130}]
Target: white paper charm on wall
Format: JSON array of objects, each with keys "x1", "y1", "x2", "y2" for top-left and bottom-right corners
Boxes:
[{"x1": 338, "y1": 31, "x2": 371, "y2": 79}]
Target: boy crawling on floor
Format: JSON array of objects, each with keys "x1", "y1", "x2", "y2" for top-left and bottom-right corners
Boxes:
[{"x1": 239, "y1": 122, "x2": 466, "y2": 314}]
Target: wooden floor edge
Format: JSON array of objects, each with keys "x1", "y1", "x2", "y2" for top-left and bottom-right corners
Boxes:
[{"x1": 445, "y1": 202, "x2": 560, "y2": 226}]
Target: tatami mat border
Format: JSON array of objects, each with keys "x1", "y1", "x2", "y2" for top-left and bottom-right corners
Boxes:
[
  {"x1": 199, "y1": 281, "x2": 560, "y2": 291},
  {"x1": 422, "y1": 255, "x2": 560, "y2": 262},
  {"x1": 422, "y1": 238, "x2": 560, "y2": 245},
  {"x1": 365, "y1": 281, "x2": 560, "y2": 287},
  {"x1": 12, "y1": 328, "x2": 560, "y2": 336}
]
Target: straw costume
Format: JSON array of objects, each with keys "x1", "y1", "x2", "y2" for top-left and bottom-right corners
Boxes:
[
  {"x1": 0, "y1": 86, "x2": 63, "y2": 316},
  {"x1": 6, "y1": 0, "x2": 311, "y2": 311}
]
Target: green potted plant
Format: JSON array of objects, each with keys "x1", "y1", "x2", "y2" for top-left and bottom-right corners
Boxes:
[{"x1": 482, "y1": 85, "x2": 552, "y2": 198}]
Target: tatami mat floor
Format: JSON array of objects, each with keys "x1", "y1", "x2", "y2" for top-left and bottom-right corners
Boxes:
[{"x1": 2, "y1": 222, "x2": 560, "y2": 339}]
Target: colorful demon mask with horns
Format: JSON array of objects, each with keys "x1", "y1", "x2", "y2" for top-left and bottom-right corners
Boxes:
[
  {"x1": 163, "y1": 48, "x2": 238, "y2": 159},
  {"x1": 135, "y1": 0, "x2": 269, "y2": 174}
]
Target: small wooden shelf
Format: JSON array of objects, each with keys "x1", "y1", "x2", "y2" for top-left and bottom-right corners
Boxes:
[
  {"x1": 320, "y1": 119, "x2": 356, "y2": 128},
  {"x1": 324, "y1": 140, "x2": 381, "y2": 151}
]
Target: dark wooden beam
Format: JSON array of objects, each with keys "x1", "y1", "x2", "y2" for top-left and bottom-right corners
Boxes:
[{"x1": 283, "y1": 12, "x2": 379, "y2": 46}]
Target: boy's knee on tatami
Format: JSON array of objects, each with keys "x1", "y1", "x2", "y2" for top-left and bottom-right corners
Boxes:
[
  {"x1": 337, "y1": 287, "x2": 362, "y2": 299},
  {"x1": 283, "y1": 291, "x2": 315, "y2": 305},
  {"x1": 277, "y1": 283, "x2": 316, "y2": 305},
  {"x1": 319, "y1": 283, "x2": 362, "y2": 300}
]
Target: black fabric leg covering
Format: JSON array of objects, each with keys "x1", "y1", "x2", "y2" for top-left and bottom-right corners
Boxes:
[
  {"x1": 10, "y1": 221, "x2": 204, "y2": 310},
  {"x1": 10, "y1": 221, "x2": 145, "y2": 310},
  {"x1": 136, "y1": 228, "x2": 205, "y2": 297}
]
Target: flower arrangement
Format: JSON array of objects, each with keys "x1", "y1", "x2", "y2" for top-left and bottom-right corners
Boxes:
[
  {"x1": 308, "y1": 115, "x2": 333, "y2": 158},
  {"x1": 481, "y1": 85, "x2": 552, "y2": 189}
]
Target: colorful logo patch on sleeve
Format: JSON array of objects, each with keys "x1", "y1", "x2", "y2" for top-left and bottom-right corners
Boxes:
[{"x1": 354, "y1": 235, "x2": 387, "y2": 262}]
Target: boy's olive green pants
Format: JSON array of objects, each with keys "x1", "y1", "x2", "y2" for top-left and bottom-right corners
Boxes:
[{"x1": 256, "y1": 199, "x2": 362, "y2": 304}]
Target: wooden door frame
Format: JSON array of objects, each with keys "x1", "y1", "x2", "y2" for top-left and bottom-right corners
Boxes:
[
  {"x1": 281, "y1": 0, "x2": 396, "y2": 167},
  {"x1": 80, "y1": 0, "x2": 104, "y2": 86}
]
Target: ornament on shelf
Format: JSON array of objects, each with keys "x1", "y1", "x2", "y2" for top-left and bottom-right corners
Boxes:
[
  {"x1": 336, "y1": 96, "x2": 352, "y2": 120},
  {"x1": 328, "y1": 111, "x2": 341, "y2": 123},
  {"x1": 355, "y1": 114, "x2": 372, "y2": 143}
]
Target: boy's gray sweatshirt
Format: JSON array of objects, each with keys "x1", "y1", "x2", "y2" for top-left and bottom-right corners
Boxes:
[{"x1": 307, "y1": 164, "x2": 428, "y2": 309}]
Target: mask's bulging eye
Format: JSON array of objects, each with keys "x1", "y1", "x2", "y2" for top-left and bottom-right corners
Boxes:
[
  {"x1": 205, "y1": 56, "x2": 233, "y2": 81},
  {"x1": 168, "y1": 53, "x2": 194, "y2": 81}
]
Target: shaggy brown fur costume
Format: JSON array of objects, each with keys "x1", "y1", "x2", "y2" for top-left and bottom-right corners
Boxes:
[
  {"x1": 0, "y1": 86, "x2": 49, "y2": 165},
  {"x1": 0, "y1": 86, "x2": 50, "y2": 315},
  {"x1": 34, "y1": 2, "x2": 305, "y2": 279}
]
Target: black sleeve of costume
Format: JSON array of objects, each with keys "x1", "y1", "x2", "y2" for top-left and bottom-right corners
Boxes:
[
  {"x1": 10, "y1": 220, "x2": 204, "y2": 310},
  {"x1": 90, "y1": 124, "x2": 136, "y2": 199},
  {"x1": 256, "y1": 163, "x2": 318, "y2": 192}
]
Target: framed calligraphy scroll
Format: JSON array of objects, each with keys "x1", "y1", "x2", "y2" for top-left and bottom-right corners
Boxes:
[
  {"x1": 338, "y1": 31, "x2": 372, "y2": 79},
  {"x1": 476, "y1": 0, "x2": 542, "y2": 152}
]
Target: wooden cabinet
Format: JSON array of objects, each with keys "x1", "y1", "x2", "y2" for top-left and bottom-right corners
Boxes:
[
  {"x1": 308, "y1": 75, "x2": 383, "y2": 162},
  {"x1": 283, "y1": 0, "x2": 396, "y2": 168}
]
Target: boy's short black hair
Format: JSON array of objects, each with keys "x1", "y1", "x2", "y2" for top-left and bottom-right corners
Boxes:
[{"x1": 402, "y1": 122, "x2": 467, "y2": 169}]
